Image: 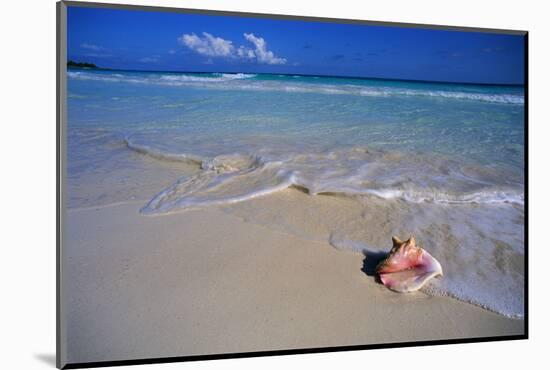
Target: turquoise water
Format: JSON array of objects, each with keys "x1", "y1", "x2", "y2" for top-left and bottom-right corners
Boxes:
[
  {"x1": 68, "y1": 69, "x2": 524, "y2": 208},
  {"x1": 67, "y1": 69, "x2": 525, "y2": 318}
]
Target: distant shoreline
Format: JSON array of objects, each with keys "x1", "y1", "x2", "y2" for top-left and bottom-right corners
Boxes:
[{"x1": 67, "y1": 60, "x2": 101, "y2": 69}]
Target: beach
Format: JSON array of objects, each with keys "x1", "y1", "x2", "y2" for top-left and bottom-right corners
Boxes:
[
  {"x1": 63, "y1": 69, "x2": 525, "y2": 363},
  {"x1": 65, "y1": 192, "x2": 523, "y2": 364}
]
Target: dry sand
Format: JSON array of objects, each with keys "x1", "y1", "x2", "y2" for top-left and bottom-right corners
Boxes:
[{"x1": 63, "y1": 193, "x2": 523, "y2": 365}]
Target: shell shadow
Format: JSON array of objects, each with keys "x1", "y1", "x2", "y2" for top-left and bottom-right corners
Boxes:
[{"x1": 361, "y1": 250, "x2": 388, "y2": 284}]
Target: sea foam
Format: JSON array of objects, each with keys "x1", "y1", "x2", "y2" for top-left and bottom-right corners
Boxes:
[{"x1": 128, "y1": 141, "x2": 524, "y2": 215}]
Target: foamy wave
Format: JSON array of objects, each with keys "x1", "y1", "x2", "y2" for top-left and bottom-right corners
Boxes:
[
  {"x1": 68, "y1": 71, "x2": 524, "y2": 105},
  {"x1": 140, "y1": 153, "x2": 294, "y2": 215},
  {"x1": 364, "y1": 188, "x2": 524, "y2": 205},
  {"x1": 421, "y1": 284, "x2": 524, "y2": 319},
  {"x1": 217, "y1": 73, "x2": 257, "y2": 80},
  {"x1": 159, "y1": 73, "x2": 256, "y2": 83},
  {"x1": 68, "y1": 71, "x2": 257, "y2": 85},
  {"x1": 224, "y1": 82, "x2": 524, "y2": 104},
  {"x1": 130, "y1": 145, "x2": 524, "y2": 215},
  {"x1": 392, "y1": 89, "x2": 524, "y2": 104}
]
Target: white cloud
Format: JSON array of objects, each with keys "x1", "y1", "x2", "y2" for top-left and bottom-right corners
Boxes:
[
  {"x1": 243, "y1": 33, "x2": 286, "y2": 65},
  {"x1": 178, "y1": 32, "x2": 234, "y2": 57},
  {"x1": 177, "y1": 32, "x2": 286, "y2": 65},
  {"x1": 237, "y1": 45, "x2": 255, "y2": 59},
  {"x1": 80, "y1": 43, "x2": 103, "y2": 51}
]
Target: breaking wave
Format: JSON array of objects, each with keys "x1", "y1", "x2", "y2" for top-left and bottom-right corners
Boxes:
[
  {"x1": 67, "y1": 71, "x2": 257, "y2": 84},
  {"x1": 68, "y1": 70, "x2": 524, "y2": 105},
  {"x1": 158, "y1": 72, "x2": 257, "y2": 83}
]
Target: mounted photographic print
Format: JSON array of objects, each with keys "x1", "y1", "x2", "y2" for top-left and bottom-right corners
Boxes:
[{"x1": 57, "y1": 1, "x2": 527, "y2": 368}]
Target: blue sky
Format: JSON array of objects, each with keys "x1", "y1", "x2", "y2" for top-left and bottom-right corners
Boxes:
[{"x1": 67, "y1": 6, "x2": 525, "y2": 84}]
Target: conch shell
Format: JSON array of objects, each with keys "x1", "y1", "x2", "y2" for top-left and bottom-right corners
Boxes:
[{"x1": 375, "y1": 236, "x2": 443, "y2": 293}]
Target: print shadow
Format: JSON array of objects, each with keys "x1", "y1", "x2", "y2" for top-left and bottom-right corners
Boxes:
[{"x1": 34, "y1": 353, "x2": 56, "y2": 367}]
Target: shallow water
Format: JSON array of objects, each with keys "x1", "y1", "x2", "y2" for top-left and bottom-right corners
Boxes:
[{"x1": 67, "y1": 68, "x2": 525, "y2": 318}]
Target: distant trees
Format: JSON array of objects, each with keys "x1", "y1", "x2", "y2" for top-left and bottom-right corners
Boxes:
[{"x1": 67, "y1": 60, "x2": 98, "y2": 68}]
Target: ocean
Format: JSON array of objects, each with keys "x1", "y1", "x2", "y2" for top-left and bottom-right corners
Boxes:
[{"x1": 67, "y1": 68, "x2": 525, "y2": 318}]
